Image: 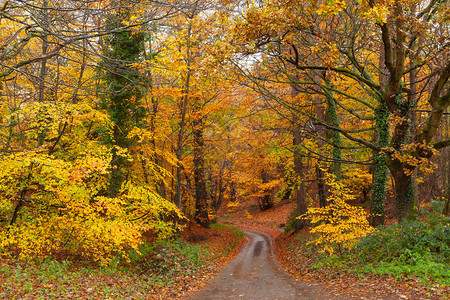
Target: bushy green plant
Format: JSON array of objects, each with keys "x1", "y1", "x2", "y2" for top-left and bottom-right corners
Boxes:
[
  {"x1": 123, "y1": 238, "x2": 205, "y2": 279},
  {"x1": 39, "y1": 259, "x2": 71, "y2": 280},
  {"x1": 357, "y1": 212, "x2": 449, "y2": 263},
  {"x1": 361, "y1": 256, "x2": 449, "y2": 285},
  {"x1": 355, "y1": 204, "x2": 449, "y2": 285},
  {"x1": 284, "y1": 209, "x2": 299, "y2": 233}
]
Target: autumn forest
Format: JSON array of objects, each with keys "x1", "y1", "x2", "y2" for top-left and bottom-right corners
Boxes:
[{"x1": 0, "y1": 0, "x2": 449, "y2": 299}]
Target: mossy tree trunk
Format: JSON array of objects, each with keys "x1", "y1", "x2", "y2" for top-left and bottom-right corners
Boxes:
[
  {"x1": 259, "y1": 170, "x2": 273, "y2": 211},
  {"x1": 291, "y1": 86, "x2": 308, "y2": 230},
  {"x1": 324, "y1": 78, "x2": 342, "y2": 182},
  {"x1": 370, "y1": 104, "x2": 389, "y2": 226},
  {"x1": 100, "y1": 10, "x2": 145, "y2": 197},
  {"x1": 293, "y1": 126, "x2": 308, "y2": 230}
]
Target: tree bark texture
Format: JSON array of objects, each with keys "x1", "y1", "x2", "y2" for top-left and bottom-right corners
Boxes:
[
  {"x1": 293, "y1": 125, "x2": 307, "y2": 230},
  {"x1": 193, "y1": 116, "x2": 210, "y2": 228}
]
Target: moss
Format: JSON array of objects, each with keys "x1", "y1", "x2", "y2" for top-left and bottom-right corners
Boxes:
[
  {"x1": 325, "y1": 81, "x2": 342, "y2": 180},
  {"x1": 370, "y1": 103, "x2": 389, "y2": 226}
]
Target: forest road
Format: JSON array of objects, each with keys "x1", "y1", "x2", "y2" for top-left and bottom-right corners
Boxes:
[{"x1": 188, "y1": 230, "x2": 342, "y2": 300}]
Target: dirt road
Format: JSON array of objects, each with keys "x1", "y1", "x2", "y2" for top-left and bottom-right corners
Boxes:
[{"x1": 188, "y1": 230, "x2": 342, "y2": 300}]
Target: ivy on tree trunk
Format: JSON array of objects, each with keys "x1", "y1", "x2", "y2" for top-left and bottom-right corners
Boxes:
[
  {"x1": 370, "y1": 104, "x2": 389, "y2": 226},
  {"x1": 99, "y1": 10, "x2": 146, "y2": 197}
]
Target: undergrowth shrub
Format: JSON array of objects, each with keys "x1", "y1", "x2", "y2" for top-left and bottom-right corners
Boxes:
[
  {"x1": 355, "y1": 201, "x2": 450, "y2": 285},
  {"x1": 125, "y1": 239, "x2": 204, "y2": 278},
  {"x1": 300, "y1": 174, "x2": 375, "y2": 256},
  {"x1": 285, "y1": 207, "x2": 303, "y2": 233}
]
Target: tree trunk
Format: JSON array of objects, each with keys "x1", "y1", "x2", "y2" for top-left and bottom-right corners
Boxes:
[
  {"x1": 72, "y1": 13, "x2": 88, "y2": 104},
  {"x1": 206, "y1": 171, "x2": 214, "y2": 211},
  {"x1": 108, "y1": 125, "x2": 126, "y2": 197},
  {"x1": 10, "y1": 190, "x2": 26, "y2": 227},
  {"x1": 324, "y1": 78, "x2": 342, "y2": 180},
  {"x1": 215, "y1": 176, "x2": 224, "y2": 211},
  {"x1": 312, "y1": 71, "x2": 328, "y2": 207},
  {"x1": 389, "y1": 161, "x2": 415, "y2": 222},
  {"x1": 193, "y1": 116, "x2": 210, "y2": 228},
  {"x1": 38, "y1": 0, "x2": 49, "y2": 103},
  {"x1": 444, "y1": 107, "x2": 450, "y2": 217},
  {"x1": 291, "y1": 86, "x2": 308, "y2": 230},
  {"x1": 293, "y1": 130, "x2": 307, "y2": 230},
  {"x1": 230, "y1": 181, "x2": 236, "y2": 202},
  {"x1": 176, "y1": 20, "x2": 192, "y2": 209},
  {"x1": 259, "y1": 170, "x2": 273, "y2": 210},
  {"x1": 317, "y1": 165, "x2": 327, "y2": 208},
  {"x1": 143, "y1": 30, "x2": 167, "y2": 200},
  {"x1": 388, "y1": 107, "x2": 416, "y2": 221},
  {"x1": 213, "y1": 161, "x2": 227, "y2": 211},
  {"x1": 444, "y1": 182, "x2": 450, "y2": 216},
  {"x1": 369, "y1": 43, "x2": 389, "y2": 226},
  {"x1": 36, "y1": 0, "x2": 49, "y2": 147},
  {"x1": 370, "y1": 104, "x2": 389, "y2": 226},
  {"x1": 409, "y1": 37, "x2": 420, "y2": 208}
]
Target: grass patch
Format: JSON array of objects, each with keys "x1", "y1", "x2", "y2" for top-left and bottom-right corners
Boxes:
[
  {"x1": 211, "y1": 223, "x2": 244, "y2": 239},
  {"x1": 125, "y1": 238, "x2": 206, "y2": 278}
]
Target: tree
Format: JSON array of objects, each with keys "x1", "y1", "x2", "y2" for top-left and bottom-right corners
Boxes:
[
  {"x1": 0, "y1": 0, "x2": 182, "y2": 262},
  {"x1": 98, "y1": 9, "x2": 146, "y2": 196},
  {"x1": 147, "y1": 2, "x2": 239, "y2": 227},
  {"x1": 230, "y1": 0, "x2": 450, "y2": 222}
]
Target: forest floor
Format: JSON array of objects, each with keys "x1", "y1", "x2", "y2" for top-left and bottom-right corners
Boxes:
[
  {"x1": 215, "y1": 198, "x2": 449, "y2": 300},
  {"x1": 1, "y1": 198, "x2": 448, "y2": 299},
  {"x1": 0, "y1": 224, "x2": 246, "y2": 299}
]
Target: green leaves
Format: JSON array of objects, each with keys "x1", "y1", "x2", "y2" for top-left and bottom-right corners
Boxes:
[{"x1": 356, "y1": 217, "x2": 450, "y2": 285}]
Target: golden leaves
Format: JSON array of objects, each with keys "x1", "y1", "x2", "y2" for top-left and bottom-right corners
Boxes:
[
  {"x1": 383, "y1": 142, "x2": 438, "y2": 177},
  {"x1": 0, "y1": 132, "x2": 180, "y2": 263},
  {"x1": 300, "y1": 173, "x2": 376, "y2": 256},
  {"x1": 310, "y1": 41, "x2": 340, "y2": 67},
  {"x1": 317, "y1": 0, "x2": 347, "y2": 17},
  {"x1": 359, "y1": 3, "x2": 391, "y2": 24}
]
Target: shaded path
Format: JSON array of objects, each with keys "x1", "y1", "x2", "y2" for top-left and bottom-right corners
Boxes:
[{"x1": 189, "y1": 230, "x2": 341, "y2": 300}]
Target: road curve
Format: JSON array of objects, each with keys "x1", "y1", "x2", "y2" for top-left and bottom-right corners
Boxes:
[{"x1": 188, "y1": 230, "x2": 340, "y2": 300}]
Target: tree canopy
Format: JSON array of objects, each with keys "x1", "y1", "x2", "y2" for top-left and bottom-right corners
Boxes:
[{"x1": 0, "y1": 0, "x2": 449, "y2": 263}]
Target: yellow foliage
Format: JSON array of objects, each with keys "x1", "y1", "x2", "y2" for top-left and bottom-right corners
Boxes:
[
  {"x1": 383, "y1": 143, "x2": 439, "y2": 176},
  {"x1": 317, "y1": 0, "x2": 347, "y2": 16},
  {"x1": 361, "y1": 4, "x2": 390, "y2": 24},
  {"x1": 0, "y1": 117, "x2": 181, "y2": 263},
  {"x1": 300, "y1": 174, "x2": 376, "y2": 256},
  {"x1": 0, "y1": 2, "x2": 187, "y2": 264},
  {"x1": 259, "y1": 178, "x2": 283, "y2": 191},
  {"x1": 227, "y1": 201, "x2": 240, "y2": 208},
  {"x1": 227, "y1": 201, "x2": 240, "y2": 212},
  {"x1": 342, "y1": 168, "x2": 372, "y2": 194}
]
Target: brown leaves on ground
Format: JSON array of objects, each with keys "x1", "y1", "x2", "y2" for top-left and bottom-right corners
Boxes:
[
  {"x1": 176, "y1": 223, "x2": 247, "y2": 299},
  {"x1": 217, "y1": 198, "x2": 291, "y2": 239}
]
